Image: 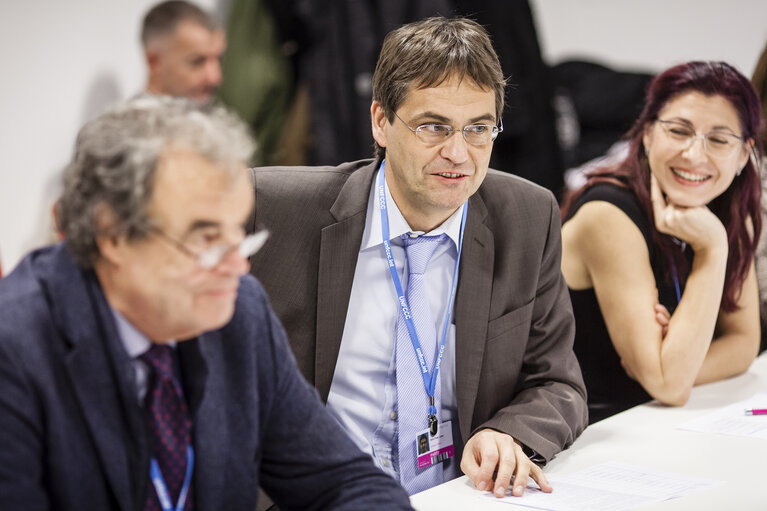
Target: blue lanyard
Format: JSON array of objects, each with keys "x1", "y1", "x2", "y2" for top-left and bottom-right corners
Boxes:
[
  {"x1": 377, "y1": 160, "x2": 467, "y2": 426},
  {"x1": 149, "y1": 445, "x2": 194, "y2": 511}
]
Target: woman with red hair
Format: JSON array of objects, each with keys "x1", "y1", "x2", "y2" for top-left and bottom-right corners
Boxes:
[{"x1": 561, "y1": 61, "x2": 762, "y2": 423}]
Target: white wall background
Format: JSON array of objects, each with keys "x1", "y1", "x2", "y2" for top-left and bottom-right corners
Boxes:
[
  {"x1": 1, "y1": 0, "x2": 766, "y2": 272},
  {"x1": 0, "y1": 0, "x2": 220, "y2": 274},
  {"x1": 529, "y1": 0, "x2": 767, "y2": 75}
]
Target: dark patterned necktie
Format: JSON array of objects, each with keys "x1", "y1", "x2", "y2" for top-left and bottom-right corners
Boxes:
[{"x1": 140, "y1": 344, "x2": 193, "y2": 510}]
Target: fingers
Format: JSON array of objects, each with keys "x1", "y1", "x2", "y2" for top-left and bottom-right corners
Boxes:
[
  {"x1": 651, "y1": 178, "x2": 679, "y2": 236},
  {"x1": 529, "y1": 462, "x2": 553, "y2": 494},
  {"x1": 492, "y1": 438, "x2": 518, "y2": 497},
  {"x1": 460, "y1": 430, "x2": 500, "y2": 493},
  {"x1": 654, "y1": 303, "x2": 670, "y2": 338},
  {"x1": 656, "y1": 316, "x2": 669, "y2": 337},
  {"x1": 461, "y1": 430, "x2": 553, "y2": 499},
  {"x1": 650, "y1": 174, "x2": 679, "y2": 235},
  {"x1": 498, "y1": 444, "x2": 552, "y2": 497},
  {"x1": 650, "y1": 173, "x2": 666, "y2": 221},
  {"x1": 654, "y1": 303, "x2": 670, "y2": 320},
  {"x1": 654, "y1": 304, "x2": 670, "y2": 326},
  {"x1": 648, "y1": 174, "x2": 726, "y2": 249}
]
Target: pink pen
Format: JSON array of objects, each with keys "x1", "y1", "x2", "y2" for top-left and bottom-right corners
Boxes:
[{"x1": 744, "y1": 408, "x2": 767, "y2": 416}]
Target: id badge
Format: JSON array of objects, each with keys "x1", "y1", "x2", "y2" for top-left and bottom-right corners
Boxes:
[{"x1": 415, "y1": 419, "x2": 454, "y2": 469}]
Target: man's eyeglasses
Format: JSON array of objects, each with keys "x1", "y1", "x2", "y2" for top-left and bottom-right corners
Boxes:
[
  {"x1": 149, "y1": 225, "x2": 269, "y2": 270},
  {"x1": 656, "y1": 119, "x2": 746, "y2": 160},
  {"x1": 393, "y1": 111, "x2": 502, "y2": 147}
]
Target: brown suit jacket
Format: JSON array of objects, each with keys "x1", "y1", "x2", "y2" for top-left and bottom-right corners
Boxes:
[{"x1": 249, "y1": 159, "x2": 587, "y2": 461}]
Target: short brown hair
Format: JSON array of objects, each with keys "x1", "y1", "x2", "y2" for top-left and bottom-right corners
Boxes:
[
  {"x1": 141, "y1": 0, "x2": 219, "y2": 48},
  {"x1": 372, "y1": 16, "x2": 506, "y2": 159}
]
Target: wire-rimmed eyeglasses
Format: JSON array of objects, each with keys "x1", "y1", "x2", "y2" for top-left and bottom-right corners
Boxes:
[
  {"x1": 149, "y1": 225, "x2": 269, "y2": 270},
  {"x1": 656, "y1": 119, "x2": 746, "y2": 160},
  {"x1": 393, "y1": 111, "x2": 503, "y2": 146}
]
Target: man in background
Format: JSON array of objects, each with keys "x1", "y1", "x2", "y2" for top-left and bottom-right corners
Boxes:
[
  {"x1": 0, "y1": 97, "x2": 412, "y2": 511},
  {"x1": 142, "y1": 0, "x2": 225, "y2": 103},
  {"x1": 251, "y1": 16, "x2": 587, "y2": 499}
]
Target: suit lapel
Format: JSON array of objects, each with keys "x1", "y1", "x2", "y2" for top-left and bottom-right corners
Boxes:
[
  {"x1": 314, "y1": 161, "x2": 378, "y2": 400},
  {"x1": 312, "y1": 161, "x2": 497, "y2": 432},
  {"x1": 64, "y1": 345, "x2": 138, "y2": 511},
  {"x1": 44, "y1": 252, "x2": 138, "y2": 511},
  {"x1": 454, "y1": 194, "x2": 494, "y2": 442}
]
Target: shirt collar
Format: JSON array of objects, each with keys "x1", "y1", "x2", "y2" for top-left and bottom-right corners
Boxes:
[
  {"x1": 361, "y1": 168, "x2": 465, "y2": 251},
  {"x1": 109, "y1": 306, "x2": 174, "y2": 358}
]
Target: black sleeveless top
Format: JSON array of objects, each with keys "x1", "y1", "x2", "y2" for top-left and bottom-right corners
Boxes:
[{"x1": 564, "y1": 183, "x2": 689, "y2": 423}]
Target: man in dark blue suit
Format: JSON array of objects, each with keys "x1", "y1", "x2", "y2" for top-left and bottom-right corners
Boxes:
[{"x1": 0, "y1": 97, "x2": 412, "y2": 511}]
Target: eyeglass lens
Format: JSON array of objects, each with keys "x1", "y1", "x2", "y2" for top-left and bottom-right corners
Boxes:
[
  {"x1": 658, "y1": 120, "x2": 742, "y2": 158},
  {"x1": 416, "y1": 125, "x2": 498, "y2": 146},
  {"x1": 196, "y1": 230, "x2": 270, "y2": 269},
  {"x1": 393, "y1": 111, "x2": 499, "y2": 146}
]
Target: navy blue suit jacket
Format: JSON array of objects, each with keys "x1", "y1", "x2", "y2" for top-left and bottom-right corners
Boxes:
[{"x1": 0, "y1": 244, "x2": 412, "y2": 511}]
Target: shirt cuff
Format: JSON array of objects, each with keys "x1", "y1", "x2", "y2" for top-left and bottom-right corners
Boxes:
[{"x1": 521, "y1": 443, "x2": 546, "y2": 466}]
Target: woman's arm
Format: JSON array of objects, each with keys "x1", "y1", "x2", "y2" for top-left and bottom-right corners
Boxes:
[
  {"x1": 694, "y1": 261, "x2": 760, "y2": 384},
  {"x1": 649, "y1": 173, "x2": 759, "y2": 389},
  {"x1": 650, "y1": 265, "x2": 759, "y2": 386},
  {"x1": 561, "y1": 177, "x2": 750, "y2": 406}
]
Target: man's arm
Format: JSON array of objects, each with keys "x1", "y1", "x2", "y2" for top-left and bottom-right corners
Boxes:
[
  {"x1": 0, "y1": 327, "x2": 48, "y2": 511},
  {"x1": 461, "y1": 192, "x2": 588, "y2": 497}
]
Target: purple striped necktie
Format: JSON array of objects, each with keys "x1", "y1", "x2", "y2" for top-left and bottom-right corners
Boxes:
[
  {"x1": 140, "y1": 344, "x2": 194, "y2": 510},
  {"x1": 396, "y1": 233, "x2": 445, "y2": 494}
]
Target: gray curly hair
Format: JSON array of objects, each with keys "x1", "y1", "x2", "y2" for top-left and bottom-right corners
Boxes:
[{"x1": 57, "y1": 96, "x2": 255, "y2": 268}]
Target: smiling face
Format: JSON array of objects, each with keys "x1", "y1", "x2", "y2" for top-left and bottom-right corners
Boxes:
[
  {"x1": 96, "y1": 148, "x2": 254, "y2": 342},
  {"x1": 371, "y1": 75, "x2": 496, "y2": 232},
  {"x1": 643, "y1": 91, "x2": 751, "y2": 207}
]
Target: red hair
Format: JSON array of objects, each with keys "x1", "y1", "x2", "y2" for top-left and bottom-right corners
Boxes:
[{"x1": 562, "y1": 62, "x2": 763, "y2": 311}]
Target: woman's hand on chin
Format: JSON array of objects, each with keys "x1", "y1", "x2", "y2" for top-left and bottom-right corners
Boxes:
[{"x1": 650, "y1": 173, "x2": 727, "y2": 254}]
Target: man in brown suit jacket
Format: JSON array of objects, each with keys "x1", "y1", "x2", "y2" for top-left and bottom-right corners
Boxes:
[{"x1": 250, "y1": 17, "x2": 587, "y2": 499}]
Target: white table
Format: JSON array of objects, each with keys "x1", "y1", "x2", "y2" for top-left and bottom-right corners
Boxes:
[{"x1": 411, "y1": 353, "x2": 767, "y2": 510}]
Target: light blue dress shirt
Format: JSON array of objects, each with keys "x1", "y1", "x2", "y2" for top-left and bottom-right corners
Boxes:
[
  {"x1": 326, "y1": 169, "x2": 463, "y2": 482},
  {"x1": 110, "y1": 307, "x2": 175, "y2": 403}
]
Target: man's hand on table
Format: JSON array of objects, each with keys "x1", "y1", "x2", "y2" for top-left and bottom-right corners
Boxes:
[{"x1": 460, "y1": 428, "x2": 552, "y2": 498}]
